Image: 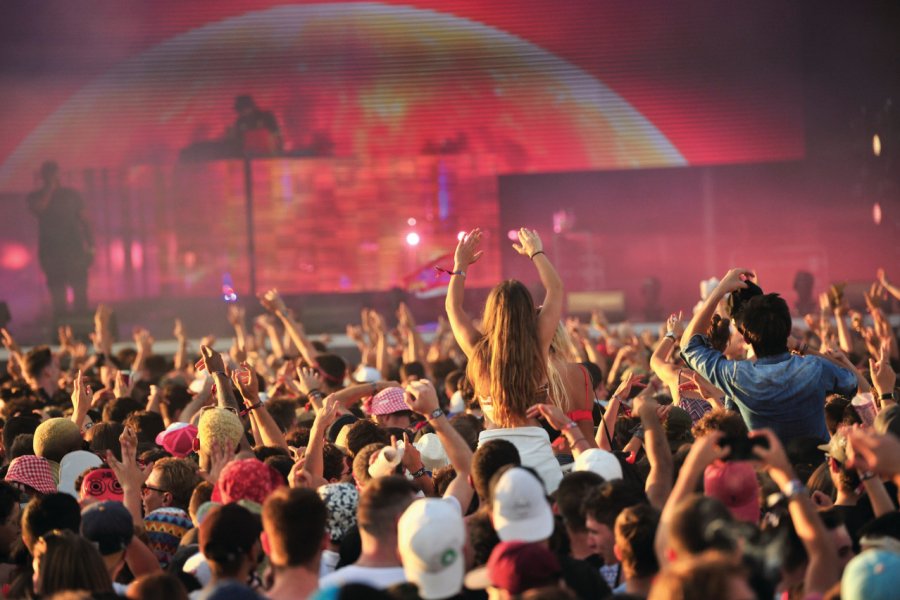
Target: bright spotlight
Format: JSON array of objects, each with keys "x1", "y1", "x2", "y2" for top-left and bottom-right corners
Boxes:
[
  {"x1": 407, "y1": 217, "x2": 417, "y2": 226},
  {"x1": 457, "y1": 231, "x2": 466, "y2": 241},
  {"x1": 507, "y1": 229, "x2": 518, "y2": 241},
  {"x1": 406, "y1": 232, "x2": 421, "y2": 246}
]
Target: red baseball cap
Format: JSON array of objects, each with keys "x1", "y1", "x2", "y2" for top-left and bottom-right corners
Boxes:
[
  {"x1": 703, "y1": 461, "x2": 760, "y2": 524},
  {"x1": 464, "y1": 541, "x2": 561, "y2": 594}
]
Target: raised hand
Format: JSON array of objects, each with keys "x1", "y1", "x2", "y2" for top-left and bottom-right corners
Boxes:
[
  {"x1": 227, "y1": 304, "x2": 245, "y2": 327},
  {"x1": 295, "y1": 365, "x2": 323, "y2": 396},
  {"x1": 454, "y1": 228, "x2": 484, "y2": 268},
  {"x1": 869, "y1": 342, "x2": 896, "y2": 397},
  {"x1": 397, "y1": 432, "x2": 424, "y2": 473},
  {"x1": 612, "y1": 372, "x2": 645, "y2": 401},
  {"x1": 106, "y1": 427, "x2": 151, "y2": 492},
  {"x1": 231, "y1": 362, "x2": 259, "y2": 404},
  {"x1": 876, "y1": 268, "x2": 889, "y2": 287},
  {"x1": 173, "y1": 318, "x2": 186, "y2": 341},
  {"x1": 133, "y1": 327, "x2": 154, "y2": 355},
  {"x1": 316, "y1": 394, "x2": 341, "y2": 429},
  {"x1": 71, "y1": 369, "x2": 92, "y2": 424},
  {"x1": 0, "y1": 328, "x2": 20, "y2": 354},
  {"x1": 749, "y1": 429, "x2": 793, "y2": 485},
  {"x1": 525, "y1": 403, "x2": 570, "y2": 431},
  {"x1": 715, "y1": 268, "x2": 754, "y2": 295},
  {"x1": 200, "y1": 344, "x2": 226, "y2": 374},
  {"x1": 259, "y1": 288, "x2": 288, "y2": 316},
  {"x1": 511, "y1": 227, "x2": 543, "y2": 258},
  {"x1": 114, "y1": 371, "x2": 134, "y2": 399},
  {"x1": 846, "y1": 428, "x2": 900, "y2": 477},
  {"x1": 403, "y1": 379, "x2": 440, "y2": 416},
  {"x1": 666, "y1": 311, "x2": 685, "y2": 338}
]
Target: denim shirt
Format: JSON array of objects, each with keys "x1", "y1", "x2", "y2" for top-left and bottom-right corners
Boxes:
[{"x1": 681, "y1": 334, "x2": 858, "y2": 444}]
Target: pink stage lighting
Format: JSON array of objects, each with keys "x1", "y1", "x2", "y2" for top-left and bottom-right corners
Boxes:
[{"x1": 406, "y1": 232, "x2": 421, "y2": 246}]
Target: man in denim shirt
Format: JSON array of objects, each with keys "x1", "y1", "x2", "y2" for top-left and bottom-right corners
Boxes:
[{"x1": 680, "y1": 268, "x2": 858, "y2": 445}]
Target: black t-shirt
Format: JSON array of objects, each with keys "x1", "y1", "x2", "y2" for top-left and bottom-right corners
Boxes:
[{"x1": 27, "y1": 187, "x2": 91, "y2": 264}]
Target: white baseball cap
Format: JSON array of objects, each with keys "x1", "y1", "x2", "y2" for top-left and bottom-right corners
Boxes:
[
  {"x1": 573, "y1": 448, "x2": 623, "y2": 481},
  {"x1": 58, "y1": 450, "x2": 103, "y2": 498},
  {"x1": 492, "y1": 467, "x2": 554, "y2": 543},
  {"x1": 414, "y1": 433, "x2": 449, "y2": 471},
  {"x1": 398, "y1": 498, "x2": 465, "y2": 600}
]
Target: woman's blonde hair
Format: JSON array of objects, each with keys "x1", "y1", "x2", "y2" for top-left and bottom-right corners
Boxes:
[
  {"x1": 546, "y1": 322, "x2": 574, "y2": 414},
  {"x1": 467, "y1": 280, "x2": 545, "y2": 427}
]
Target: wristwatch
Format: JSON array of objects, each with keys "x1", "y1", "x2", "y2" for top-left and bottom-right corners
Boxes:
[
  {"x1": 880, "y1": 391, "x2": 896, "y2": 402},
  {"x1": 428, "y1": 408, "x2": 445, "y2": 421},
  {"x1": 664, "y1": 331, "x2": 677, "y2": 342}
]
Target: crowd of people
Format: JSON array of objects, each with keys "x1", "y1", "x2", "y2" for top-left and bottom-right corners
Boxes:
[{"x1": 1, "y1": 227, "x2": 899, "y2": 600}]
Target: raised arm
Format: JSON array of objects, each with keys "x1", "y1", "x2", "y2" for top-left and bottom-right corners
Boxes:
[
  {"x1": 650, "y1": 313, "x2": 683, "y2": 389},
  {"x1": 681, "y1": 268, "x2": 752, "y2": 346},
  {"x1": 173, "y1": 319, "x2": 188, "y2": 371},
  {"x1": 634, "y1": 395, "x2": 674, "y2": 510},
  {"x1": 751, "y1": 429, "x2": 839, "y2": 596},
  {"x1": 302, "y1": 394, "x2": 340, "y2": 481},
  {"x1": 511, "y1": 228, "x2": 563, "y2": 351},
  {"x1": 595, "y1": 374, "x2": 641, "y2": 451},
  {"x1": 260, "y1": 288, "x2": 320, "y2": 366},
  {"x1": 877, "y1": 268, "x2": 900, "y2": 302},
  {"x1": 232, "y1": 363, "x2": 288, "y2": 451},
  {"x1": 654, "y1": 431, "x2": 729, "y2": 564},
  {"x1": 404, "y1": 380, "x2": 475, "y2": 510},
  {"x1": 446, "y1": 228, "x2": 484, "y2": 358}
]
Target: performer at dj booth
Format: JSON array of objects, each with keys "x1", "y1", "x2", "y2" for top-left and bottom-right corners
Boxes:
[{"x1": 27, "y1": 160, "x2": 94, "y2": 325}]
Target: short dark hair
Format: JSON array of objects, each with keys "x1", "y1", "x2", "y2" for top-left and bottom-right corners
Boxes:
[
  {"x1": 322, "y1": 442, "x2": 348, "y2": 482},
  {"x1": 0, "y1": 481, "x2": 21, "y2": 524},
  {"x1": 400, "y1": 362, "x2": 426, "y2": 382},
  {"x1": 161, "y1": 384, "x2": 192, "y2": 423},
  {"x1": 23, "y1": 493, "x2": 82, "y2": 549},
  {"x1": 345, "y1": 420, "x2": 390, "y2": 458},
  {"x1": 582, "y1": 480, "x2": 648, "y2": 528},
  {"x1": 2, "y1": 415, "x2": 40, "y2": 456},
  {"x1": 102, "y1": 396, "x2": 143, "y2": 423},
  {"x1": 123, "y1": 410, "x2": 165, "y2": 447},
  {"x1": 263, "y1": 487, "x2": 327, "y2": 567},
  {"x1": 668, "y1": 495, "x2": 736, "y2": 557},
  {"x1": 315, "y1": 354, "x2": 347, "y2": 391},
  {"x1": 265, "y1": 398, "x2": 299, "y2": 432},
  {"x1": 87, "y1": 422, "x2": 125, "y2": 461},
  {"x1": 736, "y1": 293, "x2": 791, "y2": 357},
  {"x1": 556, "y1": 471, "x2": 604, "y2": 532},
  {"x1": 615, "y1": 504, "x2": 660, "y2": 579},
  {"x1": 471, "y1": 439, "x2": 520, "y2": 506},
  {"x1": 357, "y1": 476, "x2": 416, "y2": 539},
  {"x1": 25, "y1": 347, "x2": 53, "y2": 381}
]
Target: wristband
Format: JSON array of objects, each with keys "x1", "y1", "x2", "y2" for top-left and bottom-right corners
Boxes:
[
  {"x1": 428, "y1": 408, "x2": 445, "y2": 421},
  {"x1": 562, "y1": 421, "x2": 579, "y2": 432},
  {"x1": 781, "y1": 479, "x2": 807, "y2": 500},
  {"x1": 530, "y1": 250, "x2": 545, "y2": 260},
  {"x1": 860, "y1": 471, "x2": 877, "y2": 481},
  {"x1": 410, "y1": 466, "x2": 427, "y2": 479},
  {"x1": 664, "y1": 331, "x2": 677, "y2": 342},
  {"x1": 308, "y1": 389, "x2": 324, "y2": 400},
  {"x1": 880, "y1": 392, "x2": 895, "y2": 401}
]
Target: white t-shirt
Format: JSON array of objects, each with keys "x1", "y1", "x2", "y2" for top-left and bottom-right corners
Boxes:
[
  {"x1": 478, "y1": 426, "x2": 563, "y2": 493},
  {"x1": 318, "y1": 564, "x2": 406, "y2": 590},
  {"x1": 319, "y1": 548, "x2": 341, "y2": 579}
]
